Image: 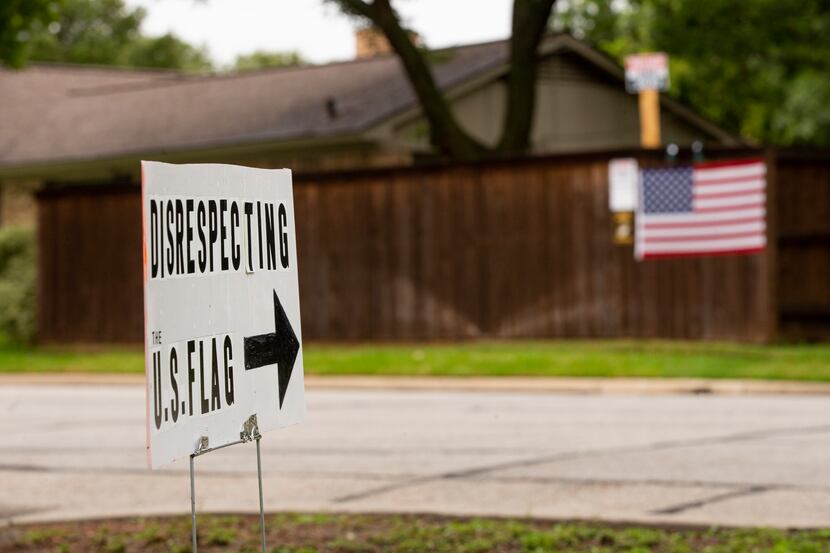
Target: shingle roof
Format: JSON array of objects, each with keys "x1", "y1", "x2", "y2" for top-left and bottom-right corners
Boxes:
[
  {"x1": 0, "y1": 34, "x2": 739, "y2": 172},
  {"x1": 0, "y1": 39, "x2": 508, "y2": 169}
]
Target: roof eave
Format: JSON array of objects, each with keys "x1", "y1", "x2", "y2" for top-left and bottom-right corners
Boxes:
[
  {"x1": 1, "y1": 32, "x2": 745, "y2": 180},
  {"x1": 0, "y1": 132, "x2": 377, "y2": 181}
]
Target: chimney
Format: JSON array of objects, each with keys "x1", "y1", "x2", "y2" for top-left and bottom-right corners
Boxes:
[
  {"x1": 355, "y1": 27, "x2": 421, "y2": 59},
  {"x1": 355, "y1": 27, "x2": 393, "y2": 59}
]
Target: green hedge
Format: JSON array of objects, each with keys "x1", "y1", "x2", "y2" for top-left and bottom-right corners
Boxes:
[{"x1": 0, "y1": 227, "x2": 36, "y2": 344}]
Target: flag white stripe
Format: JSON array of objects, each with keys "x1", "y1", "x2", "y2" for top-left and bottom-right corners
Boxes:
[
  {"x1": 642, "y1": 236, "x2": 766, "y2": 253},
  {"x1": 644, "y1": 222, "x2": 765, "y2": 238},
  {"x1": 640, "y1": 207, "x2": 765, "y2": 225},
  {"x1": 694, "y1": 193, "x2": 766, "y2": 209},
  {"x1": 693, "y1": 181, "x2": 765, "y2": 196},
  {"x1": 694, "y1": 163, "x2": 766, "y2": 182}
]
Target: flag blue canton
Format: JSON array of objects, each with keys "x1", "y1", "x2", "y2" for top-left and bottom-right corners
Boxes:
[{"x1": 642, "y1": 167, "x2": 694, "y2": 214}]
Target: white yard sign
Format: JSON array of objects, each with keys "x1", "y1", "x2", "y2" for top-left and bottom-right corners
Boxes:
[{"x1": 142, "y1": 162, "x2": 304, "y2": 469}]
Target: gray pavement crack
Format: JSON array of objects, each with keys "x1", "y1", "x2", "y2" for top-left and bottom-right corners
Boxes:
[
  {"x1": 649, "y1": 485, "x2": 774, "y2": 515},
  {"x1": 332, "y1": 423, "x2": 830, "y2": 503},
  {"x1": 4, "y1": 464, "x2": 827, "y2": 497},
  {"x1": 476, "y1": 474, "x2": 826, "y2": 492}
]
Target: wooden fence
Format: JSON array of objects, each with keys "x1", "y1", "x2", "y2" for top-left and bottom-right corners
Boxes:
[
  {"x1": 775, "y1": 151, "x2": 830, "y2": 340},
  {"x1": 38, "y1": 186, "x2": 144, "y2": 343},
  {"x1": 36, "y1": 148, "x2": 830, "y2": 344}
]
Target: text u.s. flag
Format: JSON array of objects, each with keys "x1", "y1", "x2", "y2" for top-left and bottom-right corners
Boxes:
[{"x1": 635, "y1": 158, "x2": 767, "y2": 259}]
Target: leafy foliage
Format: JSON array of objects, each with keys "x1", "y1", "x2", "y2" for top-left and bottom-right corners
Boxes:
[
  {"x1": 233, "y1": 50, "x2": 305, "y2": 71},
  {"x1": 0, "y1": 227, "x2": 36, "y2": 344},
  {"x1": 125, "y1": 33, "x2": 212, "y2": 72},
  {"x1": 0, "y1": 0, "x2": 61, "y2": 67},
  {"x1": 553, "y1": 0, "x2": 830, "y2": 146},
  {"x1": 20, "y1": 0, "x2": 212, "y2": 71}
]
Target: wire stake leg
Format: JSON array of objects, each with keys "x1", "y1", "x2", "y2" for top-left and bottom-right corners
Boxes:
[
  {"x1": 256, "y1": 437, "x2": 267, "y2": 553},
  {"x1": 190, "y1": 454, "x2": 198, "y2": 553}
]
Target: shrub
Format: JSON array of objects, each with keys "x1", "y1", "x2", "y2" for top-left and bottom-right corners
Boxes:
[{"x1": 0, "y1": 226, "x2": 36, "y2": 344}]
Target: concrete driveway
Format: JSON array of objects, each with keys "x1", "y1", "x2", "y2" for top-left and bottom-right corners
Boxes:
[{"x1": 0, "y1": 383, "x2": 828, "y2": 528}]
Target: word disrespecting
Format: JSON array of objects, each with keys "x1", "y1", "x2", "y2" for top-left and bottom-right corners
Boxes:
[{"x1": 147, "y1": 197, "x2": 290, "y2": 279}]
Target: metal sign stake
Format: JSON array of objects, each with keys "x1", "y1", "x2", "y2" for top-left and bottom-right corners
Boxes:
[
  {"x1": 188, "y1": 415, "x2": 267, "y2": 553},
  {"x1": 256, "y1": 436, "x2": 267, "y2": 553},
  {"x1": 190, "y1": 453, "x2": 197, "y2": 553}
]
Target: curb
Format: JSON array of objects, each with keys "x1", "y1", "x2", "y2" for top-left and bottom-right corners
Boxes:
[
  {"x1": 2, "y1": 373, "x2": 830, "y2": 395},
  {"x1": 308, "y1": 376, "x2": 830, "y2": 395}
]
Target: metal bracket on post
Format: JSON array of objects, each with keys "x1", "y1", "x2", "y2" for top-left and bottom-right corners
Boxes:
[
  {"x1": 240, "y1": 414, "x2": 261, "y2": 442},
  {"x1": 188, "y1": 419, "x2": 268, "y2": 553}
]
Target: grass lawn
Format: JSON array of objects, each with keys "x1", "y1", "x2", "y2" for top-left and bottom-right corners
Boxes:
[
  {"x1": 2, "y1": 513, "x2": 829, "y2": 553},
  {"x1": 306, "y1": 341, "x2": 830, "y2": 381},
  {"x1": 2, "y1": 339, "x2": 830, "y2": 381}
]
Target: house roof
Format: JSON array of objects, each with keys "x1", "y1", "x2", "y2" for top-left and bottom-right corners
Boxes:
[{"x1": 0, "y1": 34, "x2": 739, "y2": 174}]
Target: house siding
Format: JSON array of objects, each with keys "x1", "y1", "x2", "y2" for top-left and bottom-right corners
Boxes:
[{"x1": 393, "y1": 52, "x2": 713, "y2": 153}]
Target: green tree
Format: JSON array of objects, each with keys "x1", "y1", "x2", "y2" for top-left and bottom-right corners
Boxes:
[
  {"x1": 22, "y1": 0, "x2": 212, "y2": 71},
  {"x1": 127, "y1": 33, "x2": 212, "y2": 71},
  {"x1": 553, "y1": 0, "x2": 830, "y2": 146},
  {"x1": 233, "y1": 50, "x2": 305, "y2": 71},
  {"x1": 331, "y1": 0, "x2": 558, "y2": 159},
  {"x1": 0, "y1": 228, "x2": 36, "y2": 344},
  {"x1": 0, "y1": 0, "x2": 61, "y2": 67}
]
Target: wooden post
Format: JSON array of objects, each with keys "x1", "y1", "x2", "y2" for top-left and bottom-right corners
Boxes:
[{"x1": 638, "y1": 88, "x2": 661, "y2": 148}]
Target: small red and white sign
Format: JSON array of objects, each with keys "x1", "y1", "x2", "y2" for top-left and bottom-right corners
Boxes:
[{"x1": 624, "y1": 52, "x2": 669, "y2": 93}]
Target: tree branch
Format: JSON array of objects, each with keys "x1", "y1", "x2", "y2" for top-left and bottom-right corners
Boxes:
[
  {"x1": 331, "y1": 0, "x2": 556, "y2": 158},
  {"x1": 497, "y1": 0, "x2": 557, "y2": 153},
  {"x1": 333, "y1": 0, "x2": 487, "y2": 159},
  {"x1": 330, "y1": 0, "x2": 373, "y2": 19},
  {"x1": 374, "y1": 0, "x2": 489, "y2": 159}
]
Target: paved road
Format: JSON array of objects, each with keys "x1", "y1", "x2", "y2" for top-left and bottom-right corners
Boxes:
[{"x1": 1, "y1": 384, "x2": 828, "y2": 528}]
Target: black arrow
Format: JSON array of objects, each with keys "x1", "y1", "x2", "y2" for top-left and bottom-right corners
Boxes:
[{"x1": 244, "y1": 290, "x2": 300, "y2": 409}]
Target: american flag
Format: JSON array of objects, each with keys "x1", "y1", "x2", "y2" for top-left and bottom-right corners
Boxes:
[{"x1": 635, "y1": 158, "x2": 767, "y2": 259}]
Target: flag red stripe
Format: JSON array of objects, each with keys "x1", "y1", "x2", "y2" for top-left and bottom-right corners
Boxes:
[
  {"x1": 644, "y1": 231, "x2": 763, "y2": 243},
  {"x1": 694, "y1": 174, "x2": 765, "y2": 186},
  {"x1": 695, "y1": 202, "x2": 764, "y2": 214},
  {"x1": 641, "y1": 247, "x2": 765, "y2": 260},
  {"x1": 643, "y1": 216, "x2": 764, "y2": 230},
  {"x1": 694, "y1": 157, "x2": 764, "y2": 169},
  {"x1": 693, "y1": 189, "x2": 763, "y2": 199}
]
